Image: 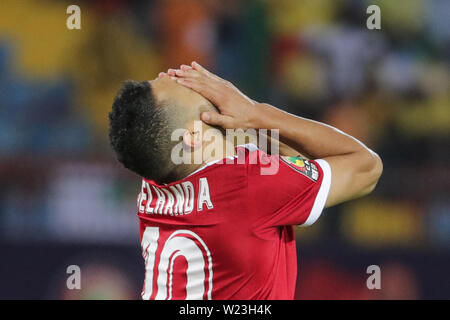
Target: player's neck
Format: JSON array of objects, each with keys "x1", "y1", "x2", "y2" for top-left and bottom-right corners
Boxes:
[
  {"x1": 206, "y1": 140, "x2": 235, "y2": 163},
  {"x1": 184, "y1": 137, "x2": 235, "y2": 177}
]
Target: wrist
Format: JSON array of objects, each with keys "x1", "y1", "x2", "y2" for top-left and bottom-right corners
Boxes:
[{"x1": 249, "y1": 103, "x2": 277, "y2": 129}]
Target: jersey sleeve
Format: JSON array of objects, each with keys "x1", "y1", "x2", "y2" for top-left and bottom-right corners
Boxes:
[{"x1": 247, "y1": 149, "x2": 332, "y2": 228}]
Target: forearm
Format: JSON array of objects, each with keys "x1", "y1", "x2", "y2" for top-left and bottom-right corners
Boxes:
[
  {"x1": 257, "y1": 130, "x2": 310, "y2": 158},
  {"x1": 252, "y1": 103, "x2": 368, "y2": 159},
  {"x1": 251, "y1": 103, "x2": 383, "y2": 207}
]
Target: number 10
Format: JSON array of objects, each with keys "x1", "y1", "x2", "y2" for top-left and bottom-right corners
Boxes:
[{"x1": 141, "y1": 227, "x2": 213, "y2": 300}]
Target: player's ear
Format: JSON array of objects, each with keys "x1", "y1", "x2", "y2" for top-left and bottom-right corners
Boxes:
[{"x1": 182, "y1": 129, "x2": 202, "y2": 148}]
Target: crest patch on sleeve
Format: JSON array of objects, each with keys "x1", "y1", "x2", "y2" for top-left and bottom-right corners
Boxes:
[{"x1": 281, "y1": 156, "x2": 319, "y2": 181}]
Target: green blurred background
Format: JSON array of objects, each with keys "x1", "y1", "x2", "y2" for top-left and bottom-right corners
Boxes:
[{"x1": 0, "y1": 0, "x2": 449, "y2": 299}]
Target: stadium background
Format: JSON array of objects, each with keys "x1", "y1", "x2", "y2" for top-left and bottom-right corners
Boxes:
[{"x1": 0, "y1": 0, "x2": 449, "y2": 299}]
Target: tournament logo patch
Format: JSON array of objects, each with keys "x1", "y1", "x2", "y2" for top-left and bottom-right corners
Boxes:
[{"x1": 281, "y1": 156, "x2": 319, "y2": 181}]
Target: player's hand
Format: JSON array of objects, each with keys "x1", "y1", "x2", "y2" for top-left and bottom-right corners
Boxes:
[{"x1": 166, "y1": 62, "x2": 258, "y2": 130}]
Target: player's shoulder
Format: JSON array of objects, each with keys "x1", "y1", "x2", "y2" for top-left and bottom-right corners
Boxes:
[
  {"x1": 241, "y1": 146, "x2": 325, "y2": 182},
  {"x1": 236, "y1": 144, "x2": 286, "y2": 177}
]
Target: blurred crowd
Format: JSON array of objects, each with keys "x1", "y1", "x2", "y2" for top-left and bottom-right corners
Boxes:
[{"x1": 0, "y1": 0, "x2": 449, "y2": 299}]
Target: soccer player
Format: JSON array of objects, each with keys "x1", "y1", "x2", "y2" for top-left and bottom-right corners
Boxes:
[{"x1": 108, "y1": 62, "x2": 382, "y2": 300}]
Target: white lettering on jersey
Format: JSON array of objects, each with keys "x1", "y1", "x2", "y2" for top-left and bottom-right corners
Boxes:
[
  {"x1": 153, "y1": 186, "x2": 166, "y2": 214},
  {"x1": 138, "y1": 178, "x2": 213, "y2": 216},
  {"x1": 138, "y1": 180, "x2": 146, "y2": 213},
  {"x1": 182, "y1": 181, "x2": 195, "y2": 214},
  {"x1": 161, "y1": 188, "x2": 174, "y2": 215},
  {"x1": 170, "y1": 184, "x2": 184, "y2": 215},
  {"x1": 197, "y1": 177, "x2": 213, "y2": 211},
  {"x1": 145, "y1": 183, "x2": 154, "y2": 214}
]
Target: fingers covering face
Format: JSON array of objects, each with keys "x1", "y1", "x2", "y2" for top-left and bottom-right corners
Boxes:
[
  {"x1": 164, "y1": 62, "x2": 225, "y2": 104},
  {"x1": 176, "y1": 68, "x2": 201, "y2": 78},
  {"x1": 167, "y1": 61, "x2": 222, "y2": 84}
]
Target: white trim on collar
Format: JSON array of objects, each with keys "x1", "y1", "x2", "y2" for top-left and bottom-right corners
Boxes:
[{"x1": 184, "y1": 144, "x2": 259, "y2": 178}]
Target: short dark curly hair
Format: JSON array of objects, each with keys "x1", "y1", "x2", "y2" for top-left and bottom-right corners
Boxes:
[{"x1": 109, "y1": 80, "x2": 177, "y2": 183}]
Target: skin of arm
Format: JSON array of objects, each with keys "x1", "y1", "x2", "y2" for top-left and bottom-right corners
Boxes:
[
  {"x1": 165, "y1": 62, "x2": 383, "y2": 208},
  {"x1": 258, "y1": 130, "x2": 309, "y2": 158},
  {"x1": 253, "y1": 103, "x2": 383, "y2": 207}
]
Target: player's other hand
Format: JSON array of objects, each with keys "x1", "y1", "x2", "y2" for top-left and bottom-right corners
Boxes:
[{"x1": 167, "y1": 62, "x2": 258, "y2": 130}]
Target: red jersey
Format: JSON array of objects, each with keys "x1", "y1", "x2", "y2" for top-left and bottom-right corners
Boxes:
[{"x1": 137, "y1": 144, "x2": 331, "y2": 300}]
